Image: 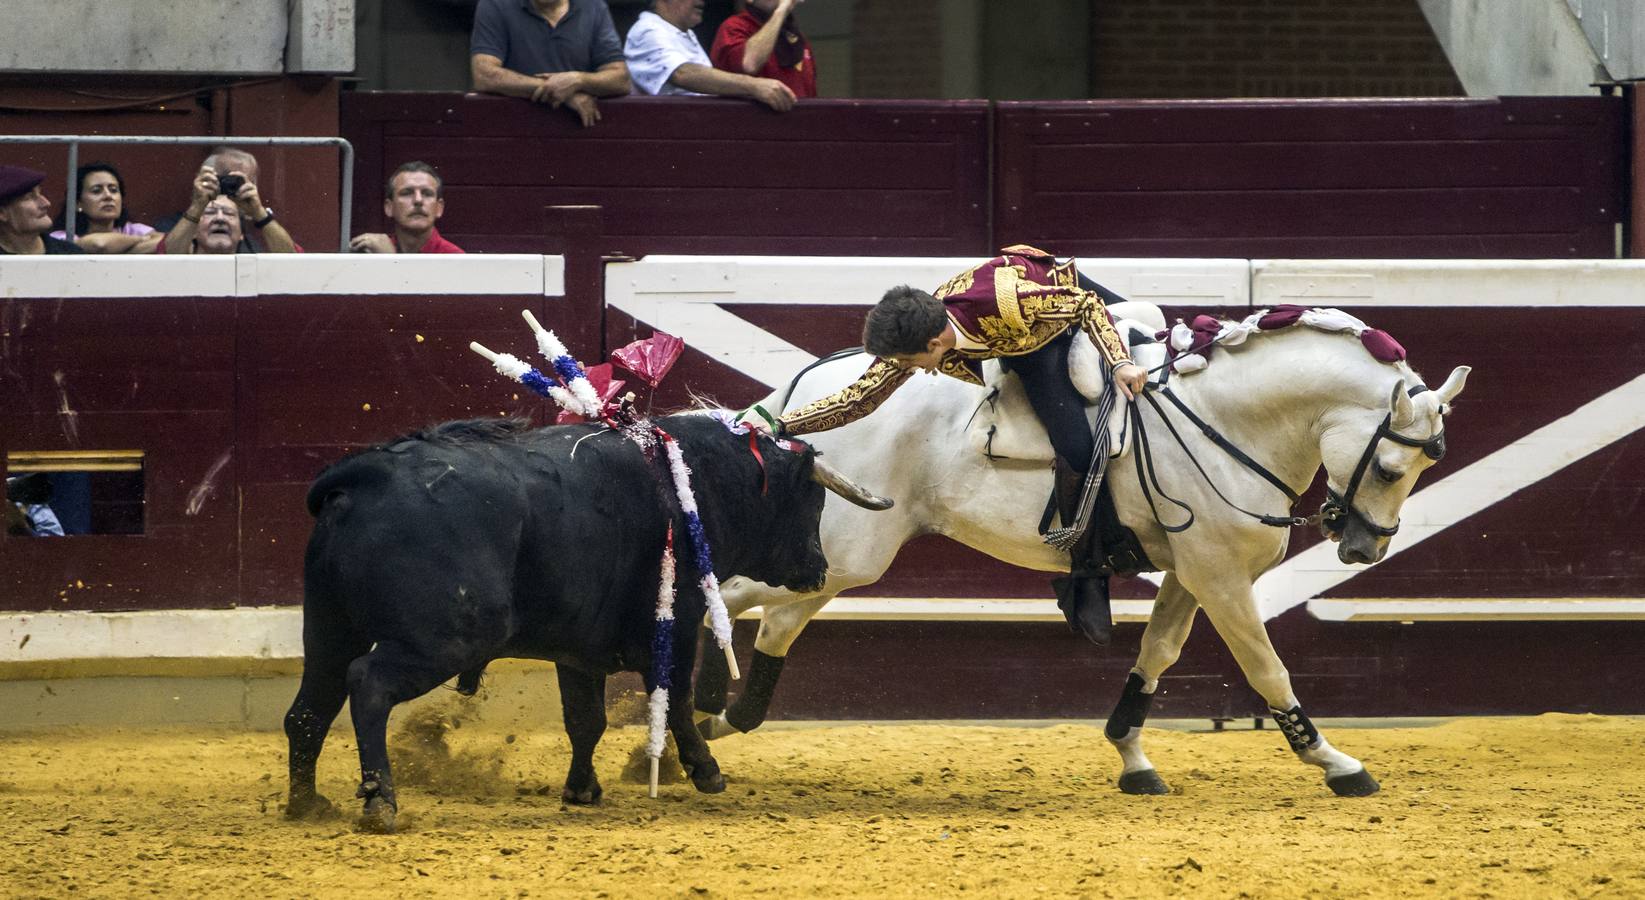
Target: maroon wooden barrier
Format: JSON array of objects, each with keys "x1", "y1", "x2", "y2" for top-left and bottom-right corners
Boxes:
[
  {"x1": 1, "y1": 290, "x2": 575, "y2": 612},
  {"x1": 1, "y1": 298, "x2": 239, "y2": 611},
  {"x1": 342, "y1": 94, "x2": 992, "y2": 257},
  {"x1": 993, "y1": 97, "x2": 1628, "y2": 259}
]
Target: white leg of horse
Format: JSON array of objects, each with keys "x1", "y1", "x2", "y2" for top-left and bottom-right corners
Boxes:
[
  {"x1": 1106, "y1": 573, "x2": 1199, "y2": 795},
  {"x1": 1194, "y1": 583, "x2": 1381, "y2": 797},
  {"x1": 697, "y1": 595, "x2": 831, "y2": 741}
]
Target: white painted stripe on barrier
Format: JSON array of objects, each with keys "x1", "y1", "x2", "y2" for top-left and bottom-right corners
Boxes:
[
  {"x1": 1263, "y1": 371, "x2": 1645, "y2": 620},
  {"x1": 241, "y1": 254, "x2": 550, "y2": 296},
  {"x1": 1306, "y1": 599, "x2": 1645, "y2": 621},
  {"x1": 0, "y1": 256, "x2": 237, "y2": 298},
  {"x1": 1253, "y1": 259, "x2": 1645, "y2": 308}
]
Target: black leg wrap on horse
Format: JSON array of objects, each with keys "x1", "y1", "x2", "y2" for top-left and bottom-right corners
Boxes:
[
  {"x1": 1105, "y1": 672, "x2": 1155, "y2": 741},
  {"x1": 1271, "y1": 705, "x2": 1321, "y2": 752},
  {"x1": 723, "y1": 650, "x2": 786, "y2": 734}
]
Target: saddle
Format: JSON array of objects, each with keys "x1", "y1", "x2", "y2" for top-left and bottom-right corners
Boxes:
[
  {"x1": 965, "y1": 302, "x2": 1168, "y2": 464},
  {"x1": 965, "y1": 301, "x2": 1169, "y2": 578}
]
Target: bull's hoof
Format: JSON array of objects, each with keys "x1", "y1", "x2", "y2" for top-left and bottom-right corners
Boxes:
[
  {"x1": 561, "y1": 780, "x2": 603, "y2": 806},
  {"x1": 1326, "y1": 768, "x2": 1380, "y2": 797},
  {"x1": 1118, "y1": 769, "x2": 1171, "y2": 795},
  {"x1": 357, "y1": 795, "x2": 398, "y2": 834},
  {"x1": 285, "y1": 791, "x2": 337, "y2": 820},
  {"x1": 687, "y1": 764, "x2": 727, "y2": 794}
]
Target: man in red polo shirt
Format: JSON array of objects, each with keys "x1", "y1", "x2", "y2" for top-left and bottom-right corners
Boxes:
[
  {"x1": 710, "y1": 0, "x2": 816, "y2": 99},
  {"x1": 349, "y1": 161, "x2": 465, "y2": 254}
]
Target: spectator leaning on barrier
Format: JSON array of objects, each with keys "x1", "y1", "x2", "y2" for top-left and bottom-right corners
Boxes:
[
  {"x1": 710, "y1": 0, "x2": 816, "y2": 99},
  {"x1": 159, "y1": 165, "x2": 298, "y2": 255},
  {"x1": 158, "y1": 148, "x2": 274, "y2": 254},
  {"x1": 51, "y1": 162, "x2": 161, "y2": 254},
  {"x1": 470, "y1": 0, "x2": 632, "y2": 128},
  {"x1": 349, "y1": 162, "x2": 465, "y2": 254},
  {"x1": 625, "y1": 0, "x2": 796, "y2": 112},
  {"x1": 0, "y1": 165, "x2": 84, "y2": 255}
]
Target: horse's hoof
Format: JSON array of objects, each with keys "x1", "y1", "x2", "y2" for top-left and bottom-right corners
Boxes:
[
  {"x1": 1118, "y1": 769, "x2": 1171, "y2": 795},
  {"x1": 1326, "y1": 768, "x2": 1381, "y2": 797},
  {"x1": 356, "y1": 796, "x2": 398, "y2": 834},
  {"x1": 561, "y1": 781, "x2": 603, "y2": 805},
  {"x1": 285, "y1": 792, "x2": 337, "y2": 820}
]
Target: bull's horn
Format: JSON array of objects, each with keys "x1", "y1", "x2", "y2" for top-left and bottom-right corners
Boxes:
[{"x1": 811, "y1": 457, "x2": 894, "y2": 511}]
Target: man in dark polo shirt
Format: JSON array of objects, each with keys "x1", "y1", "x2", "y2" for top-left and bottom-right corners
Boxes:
[
  {"x1": 471, "y1": 0, "x2": 633, "y2": 128},
  {"x1": 0, "y1": 165, "x2": 84, "y2": 255}
]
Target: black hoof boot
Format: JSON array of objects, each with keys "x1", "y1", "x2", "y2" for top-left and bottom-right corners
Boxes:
[
  {"x1": 1326, "y1": 768, "x2": 1381, "y2": 797},
  {"x1": 1054, "y1": 575, "x2": 1112, "y2": 645},
  {"x1": 1118, "y1": 769, "x2": 1171, "y2": 795}
]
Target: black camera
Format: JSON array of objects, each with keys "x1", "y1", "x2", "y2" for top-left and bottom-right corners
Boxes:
[{"x1": 217, "y1": 173, "x2": 246, "y2": 197}]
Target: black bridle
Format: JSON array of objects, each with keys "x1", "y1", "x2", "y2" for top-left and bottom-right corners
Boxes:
[
  {"x1": 1130, "y1": 378, "x2": 1444, "y2": 540},
  {"x1": 1317, "y1": 385, "x2": 1447, "y2": 539}
]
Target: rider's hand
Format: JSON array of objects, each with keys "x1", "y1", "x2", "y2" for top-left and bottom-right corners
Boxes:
[{"x1": 1113, "y1": 362, "x2": 1148, "y2": 401}]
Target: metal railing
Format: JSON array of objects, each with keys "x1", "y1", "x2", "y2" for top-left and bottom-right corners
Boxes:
[{"x1": 0, "y1": 135, "x2": 354, "y2": 252}]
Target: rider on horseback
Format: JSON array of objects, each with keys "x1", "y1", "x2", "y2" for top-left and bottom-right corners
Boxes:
[{"x1": 755, "y1": 244, "x2": 1150, "y2": 644}]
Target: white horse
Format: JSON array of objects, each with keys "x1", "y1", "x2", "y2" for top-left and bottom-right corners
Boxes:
[{"x1": 698, "y1": 307, "x2": 1469, "y2": 796}]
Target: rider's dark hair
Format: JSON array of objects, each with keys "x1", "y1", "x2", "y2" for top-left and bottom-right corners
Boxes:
[{"x1": 863, "y1": 285, "x2": 946, "y2": 357}]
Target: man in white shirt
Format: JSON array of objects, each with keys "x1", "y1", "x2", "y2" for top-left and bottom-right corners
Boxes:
[{"x1": 624, "y1": 0, "x2": 796, "y2": 111}]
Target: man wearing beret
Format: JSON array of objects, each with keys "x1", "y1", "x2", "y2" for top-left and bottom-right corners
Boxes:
[{"x1": 0, "y1": 165, "x2": 84, "y2": 255}]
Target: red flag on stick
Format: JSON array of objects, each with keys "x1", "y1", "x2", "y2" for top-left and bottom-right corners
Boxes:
[{"x1": 610, "y1": 332, "x2": 685, "y2": 388}]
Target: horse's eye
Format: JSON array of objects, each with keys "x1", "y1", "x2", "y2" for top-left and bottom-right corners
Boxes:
[{"x1": 1373, "y1": 461, "x2": 1404, "y2": 483}]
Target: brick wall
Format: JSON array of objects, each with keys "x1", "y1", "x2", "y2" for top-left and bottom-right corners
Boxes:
[
  {"x1": 851, "y1": 0, "x2": 945, "y2": 98},
  {"x1": 1091, "y1": 0, "x2": 1463, "y2": 98}
]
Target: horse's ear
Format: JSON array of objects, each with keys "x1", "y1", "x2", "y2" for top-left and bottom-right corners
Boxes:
[
  {"x1": 1436, "y1": 366, "x2": 1471, "y2": 407},
  {"x1": 1389, "y1": 381, "x2": 1416, "y2": 429}
]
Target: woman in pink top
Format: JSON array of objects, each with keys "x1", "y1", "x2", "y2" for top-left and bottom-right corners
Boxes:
[{"x1": 50, "y1": 163, "x2": 159, "y2": 253}]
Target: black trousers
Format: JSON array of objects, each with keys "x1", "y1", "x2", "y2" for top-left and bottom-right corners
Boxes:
[
  {"x1": 1000, "y1": 329, "x2": 1095, "y2": 473},
  {"x1": 997, "y1": 269, "x2": 1124, "y2": 474}
]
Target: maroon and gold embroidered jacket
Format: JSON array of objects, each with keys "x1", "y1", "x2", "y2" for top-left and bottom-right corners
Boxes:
[{"x1": 779, "y1": 245, "x2": 1133, "y2": 435}]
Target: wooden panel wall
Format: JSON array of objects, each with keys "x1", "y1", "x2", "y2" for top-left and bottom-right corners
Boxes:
[
  {"x1": 993, "y1": 97, "x2": 1627, "y2": 259},
  {"x1": 343, "y1": 94, "x2": 992, "y2": 256}
]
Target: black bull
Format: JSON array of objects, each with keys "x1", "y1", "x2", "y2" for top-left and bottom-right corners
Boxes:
[{"x1": 283, "y1": 415, "x2": 889, "y2": 832}]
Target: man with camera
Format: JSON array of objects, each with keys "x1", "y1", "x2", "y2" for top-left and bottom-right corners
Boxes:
[{"x1": 160, "y1": 148, "x2": 298, "y2": 254}]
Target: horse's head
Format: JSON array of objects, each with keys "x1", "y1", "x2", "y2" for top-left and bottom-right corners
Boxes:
[{"x1": 1319, "y1": 365, "x2": 1470, "y2": 564}]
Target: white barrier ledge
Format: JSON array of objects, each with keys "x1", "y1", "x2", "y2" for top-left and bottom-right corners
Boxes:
[
  {"x1": 0, "y1": 255, "x2": 237, "y2": 298},
  {"x1": 1253, "y1": 259, "x2": 1645, "y2": 308},
  {"x1": 0, "y1": 254, "x2": 566, "y2": 299}
]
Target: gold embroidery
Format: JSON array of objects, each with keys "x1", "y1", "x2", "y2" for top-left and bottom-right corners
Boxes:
[
  {"x1": 1050, "y1": 258, "x2": 1079, "y2": 288},
  {"x1": 933, "y1": 265, "x2": 976, "y2": 299},
  {"x1": 780, "y1": 358, "x2": 915, "y2": 436},
  {"x1": 936, "y1": 353, "x2": 985, "y2": 385},
  {"x1": 993, "y1": 266, "x2": 1026, "y2": 335},
  {"x1": 998, "y1": 243, "x2": 1053, "y2": 258}
]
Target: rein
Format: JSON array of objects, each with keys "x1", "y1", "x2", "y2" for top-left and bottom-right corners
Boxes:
[{"x1": 1127, "y1": 380, "x2": 1444, "y2": 538}]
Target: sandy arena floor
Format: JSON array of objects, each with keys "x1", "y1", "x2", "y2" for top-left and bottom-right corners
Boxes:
[{"x1": 1, "y1": 707, "x2": 1641, "y2": 899}]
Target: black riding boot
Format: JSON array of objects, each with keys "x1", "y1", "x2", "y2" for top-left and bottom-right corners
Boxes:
[{"x1": 1049, "y1": 458, "x2": 1113, "y2": 645}]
